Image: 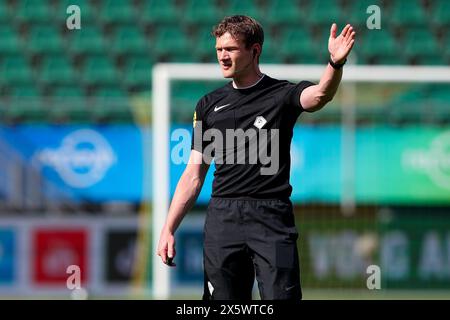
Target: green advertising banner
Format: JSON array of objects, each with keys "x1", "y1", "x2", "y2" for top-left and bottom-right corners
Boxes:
[
  {"x1": 379, "y1": 210, "x2": 450, "y2": 289},
  {"x1": 356, "y1": 126, "x2": 450, "y2": 204},
  {"x1": 171, "y1": 125, "x2": 448, "y2": 204},
  {"x1": 298, "y1": 208, "x2": 450, "y2": 290},
  {"x1": 297, "y1": 210, "x2": 378, "y2": 289},
  {"x1": 174, "y1": 209, "x2": 450, "y2": 291}
]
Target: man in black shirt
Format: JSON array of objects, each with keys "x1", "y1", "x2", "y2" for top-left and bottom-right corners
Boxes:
[{"x1": 157, "y1": 15, "x2": 355, "y2": 300}]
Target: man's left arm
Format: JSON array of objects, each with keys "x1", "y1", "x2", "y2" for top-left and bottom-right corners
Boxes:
[{"x1": 300, "y1": 23, "x2": 356, "y2": 112}]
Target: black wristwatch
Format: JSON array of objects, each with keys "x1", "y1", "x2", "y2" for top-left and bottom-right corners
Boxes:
[{"x1": 329, "y1": 58, "x2": 347, "y2": 70}]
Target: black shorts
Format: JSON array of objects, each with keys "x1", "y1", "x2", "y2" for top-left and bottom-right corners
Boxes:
[{"x1": 202, "y1": 197, "x2": 301, "y2": 300}]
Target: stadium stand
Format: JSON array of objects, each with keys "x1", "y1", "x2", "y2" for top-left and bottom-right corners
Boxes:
[{"x1": 0, "y1": 0, "x2": 448, "y2": 124}]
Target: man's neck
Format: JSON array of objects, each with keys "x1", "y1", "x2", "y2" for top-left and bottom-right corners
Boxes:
[{"x1": 232, "y1": 70, "x2": 264, "y2": 89}]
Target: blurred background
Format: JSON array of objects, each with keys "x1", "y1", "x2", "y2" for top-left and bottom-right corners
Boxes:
[{"x1": 0, "y1": 0, "x2": 449, "y2": 299}]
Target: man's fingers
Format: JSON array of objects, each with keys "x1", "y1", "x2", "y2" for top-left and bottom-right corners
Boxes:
[
  {"x1": 344, "y1": 30, "x2": 356, "y2": 45},
  {"x1": 345, "y1": 28, "x2": 355, "y2": 41},
  {"x1": 167, "y1": 242, "x2": 175, "y2": 260},
  {"x1": 158, "y1": 248, "x2": 168, "y2": 264},
  {"x1": 157, "y1": 231, "x2": 176, "y2": 266},
  {"x1": 346, "y1": 39, "x2": 355, "y2": 51},
  {"x1": 340, "y1": 24, "x2": 351, "y2": 38},
  {"x1": 166, "y1": 238, "x2": 177, "y2": 266}
]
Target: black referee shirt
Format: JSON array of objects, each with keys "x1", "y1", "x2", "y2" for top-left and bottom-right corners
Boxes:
[{"x1": 191, "y1": 75, "x2": 314, "y2": 199}]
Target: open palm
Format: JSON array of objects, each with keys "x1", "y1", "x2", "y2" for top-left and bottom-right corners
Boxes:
[{"x1": 328, "y1": 23, "x2": 356, "y2": 64}]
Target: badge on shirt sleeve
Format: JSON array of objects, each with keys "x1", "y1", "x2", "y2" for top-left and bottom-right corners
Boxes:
[
  {"x1": 253, "y1": 116, "x2": 267, "y2": 129},
  {"x1": 193, "y1": 111, "x2": 197, "y2": 128}
]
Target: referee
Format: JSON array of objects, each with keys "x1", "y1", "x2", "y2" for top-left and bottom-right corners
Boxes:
[{"x1": 157, "y1": 15, "x2": 355, "y2": 300}]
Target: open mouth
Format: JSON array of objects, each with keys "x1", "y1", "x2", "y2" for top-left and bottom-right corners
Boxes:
[{"x1": 222, "y1": 63, "x2": 232, "y2": 70}]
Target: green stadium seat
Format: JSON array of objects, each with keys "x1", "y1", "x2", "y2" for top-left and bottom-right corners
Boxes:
[
  {"x1": 289, "y1": 53, "x2": 324, "y2": 65},
  {"x1": 279, "y1": 28, "x2": 317, "y2": 61},
  {"x1": 430, "y1": 0, "x2": 450, "y2": 28},
  {"x1": 68, "y1": 26, "x2": 108, "y2": 56},
  {"x1": 81, "y1": 56, "x2": 120, "y2": 86},
  {"x1": 316, "y1": 30, "x2": 334, "y2": 62},
  {"x1": 224, "y1": 0, "x2": 265, "y2": 24},
  {"x1": 16, "y1": 0, "x2": 54, "y2": 24},
  {"x1": 387, "y1": 86, "x2": 429, "y2": 123},
  {"x1": 260, "y1": 34, "x2": 285, "y2": 64},
  {"x1": 427, "y1": 85, "x2": 450, "y2": 123},
  {"x1": 9, "y1": 85, "x2": 42, "y2": 97},
  {"x1": 415, "y1": 55, "x2": 448, "y2": 66},
  {"x1": 183, "y1": 0, "x2": 223, "y2": 27},
  {"x1": 92, "y1": 87, "x2": 129, "y2": 100},
  {"x1": 122, "y1": 56, "x2": 154, "y2": 89},
  {"x1": 403, "y1": 28, "x2": 440, "y2": 61},
  {"x1": 441, "y1": 32, "x2": 450, "y2": 61},
  {"x1": 7, "y1": 86, "x2": 46, "y2": 122},
  {"x1": 0, "y1": 25, "x2": 24, "y2": 54},
  {"x1": 100, "y1": 0, "x2": 136, "y2": 24},
  {"x1": 306, "y1": 0, "x2": 343, "y2": 26},
  {"x1": 152, "y1": 26, "x2": 190, "y2": 58},
  {"x1": 52, "y1": 86, "x2": 85, "y2": 97},
  {"x1": 266, "y1": 0, "x2": 304, "y2": 26},
  {"x1": 172, "y1": 81, "x2": 218, "y2": 100},
  {"x1": 140, "y1": 0, "x2": 179, "y2": 26},
  {"x1": 260, "y1": 53, "x2": 283, "y2": 64},
  {"x1": 50, "y1": 86, "x2": 89, "y2": 123},
  {"x1": 388, "y1": 104, "x2": 427, "y2": 124},
  {"x1": 39, "y1": 55, "x2": 78, "y2": 86},
  {"x1": 373, "y1": 55, "x2": 405, "y2": 65},
  {"x1": 169, "y1": 52, "x2": 198, "y2": 63},
  {"x1": 389, "y1": 0, "x2": 427, "y2": 27},
  {"x1": 0, "y1": 0, "x2": 10, "y2": 23},
  {"x1": 91, "y1": 87, "x2": 132, "y2": 122},
  {"x1": 356, "y1": 106, "x2": 388, "y2": 124},
  {"x1": 193, "y1": 27, "x2": 215, "y2": 61},
  {"x1": 1, "y1": 56, "x2": 34, "y2": 85},
  {"x1": 111, "y1": 26, "x2": 149, "y2": 55},
  {"x1": 202, "y1": 53, "x2": 218, "y2": 63},
  {"x1": 26, "y1": 26, "x2": 64, "y2": 55},
  {"x1": 349, "y1": 55, "x2": 369, "y2": 65},
  {"x1": 359, "y1": 30, "x2": 400, "y2": 63},
  {"x1": 171, "y1": 81, "x2": 219, "y2": 122}
]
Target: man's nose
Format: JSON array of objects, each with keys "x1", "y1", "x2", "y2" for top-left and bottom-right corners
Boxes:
[{"x1": 219, "y1": 50, "x2": 229, "y2": 60}]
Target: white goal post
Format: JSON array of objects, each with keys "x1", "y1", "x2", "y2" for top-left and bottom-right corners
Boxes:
[{"x1": 151, "y1": 63, "x2": 450, "y2": 299}]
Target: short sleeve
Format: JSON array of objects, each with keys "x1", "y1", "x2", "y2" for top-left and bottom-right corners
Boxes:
[
  {"x1": 190, "y1": 98, "x2": 210, "y2": 153},
  {"x1": 283, "y1": 80, "x2": 315, "y2": 111}
]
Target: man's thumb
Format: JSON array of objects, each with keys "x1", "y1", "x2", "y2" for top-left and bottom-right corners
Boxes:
[{"x1": 330, "y1": 23, "x2": 337, "y2": 39}]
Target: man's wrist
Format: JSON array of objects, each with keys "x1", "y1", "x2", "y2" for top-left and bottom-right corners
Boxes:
[
  {"x1": 329, "y1": 57, "x2": 346, "y2": 69},
  {"x1": 163, "y1": 224, "x2": 175, "y2": 235}
]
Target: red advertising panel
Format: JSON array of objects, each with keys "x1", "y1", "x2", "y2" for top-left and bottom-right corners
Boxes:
[{"x1": 33, "y1": 229, "x2": 88, "y2": 285}]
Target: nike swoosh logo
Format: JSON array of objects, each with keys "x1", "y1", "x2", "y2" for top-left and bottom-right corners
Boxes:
[
  {"x1": 214, "y1": 103, "x2": 231, "y2": 112},
  {"x1": 285, "y1": 285, "x2": 298, "y2": 292}
]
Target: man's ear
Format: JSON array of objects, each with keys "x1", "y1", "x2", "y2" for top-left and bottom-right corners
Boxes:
[
  {"x1": 252, "y1": 44, "x2": 262, "y2": 60},
  {"x1": 252, "y1": 45, "x2": 260, "y2": 58}
]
